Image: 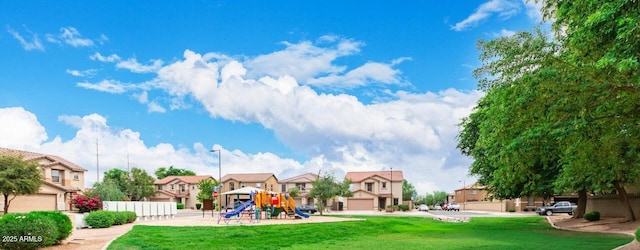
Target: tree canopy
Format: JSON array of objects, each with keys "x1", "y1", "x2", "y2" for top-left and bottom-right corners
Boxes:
[
  {"x1": 0, "y1": 155, "x2": 42, "y2": 213},
  {"x1": 458, "y1": 1, "x2": 640, "y2": 221},
  {"x1": 103, "y1": 167, "x2": 155, "y2": 201},
  {"x1": 309, "y1": 172, "x2": 352, "y2": 215},
  {"x1": 402, "y1": 180, "x2": 416, "y2": 201},
  {"x1": 155, "y1": 166, "x2": 196, "y2": 179}
]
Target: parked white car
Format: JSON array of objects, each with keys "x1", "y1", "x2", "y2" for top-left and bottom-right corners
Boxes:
[{"x1": 418, "y1": 204, "x2": 429, "y2": 211}]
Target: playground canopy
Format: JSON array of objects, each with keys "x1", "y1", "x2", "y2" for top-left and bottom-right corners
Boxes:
[{"x1": 222, "y1": 186, "x2": 276, "y2": 195}]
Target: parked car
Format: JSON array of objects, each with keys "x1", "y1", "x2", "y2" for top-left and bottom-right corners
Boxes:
[
  {"x1": 536, "y1": 201, "x2": 577, "y2": 216},
  {"x1": 434, "y1": 204, "x2": 442, "y2": 210},
  {"x1": 447, "y1": 202, "x2": 460, "y2": 211},
  {"x1": 418, "y1": 204, "x2": 429, "y2": 211},
  {"x1": 296, "y1": 205, "x2": 318, "y2": 214}
]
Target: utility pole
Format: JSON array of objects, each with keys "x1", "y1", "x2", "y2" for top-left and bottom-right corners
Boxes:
[{"x1": 96, "y1": 139, "x2": 100, "y2": 182}]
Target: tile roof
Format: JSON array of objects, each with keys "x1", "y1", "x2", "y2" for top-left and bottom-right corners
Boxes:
[
  {"x1": 154, "y1": 175, "x2": 214, "y2": 185},
  {"x1": 222, "y1": 173, "x2": 276, "y2": 182},
  {"x1": 344, "y1": 171, "x2": 404, "y2": 183},
  {"x1": 279, "y1": 173, "x2": 319, "y2": 183},
  {"x1": 0, "y1": 147, "x2": 87, "y2": 172}
]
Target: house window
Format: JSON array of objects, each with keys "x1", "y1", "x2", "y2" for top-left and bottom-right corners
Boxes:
[
  {"x1": 73, "y1": 172, "x2": 79, "y2": 180},
  {"x1": 256, "y1": 183, "x2": 261, "y2": 188},
  {"x1": 192, "y1": 185, "x2": 195, "y2": 190},
  {"x1": 230, "y1": 182, "x2": 235, "y2": 191},
  {"x1": 270, "y1": 184, "x2": 273, "y2": 191},
  {"x1": 393, "y1": 198, "x2": 399, "y2": 206},
  {"x1": 365, "y1": 182, "x2": 374, "y2": 192},
  {"x1": 170, "y1": 184, "x2": 175, "y2": 190},
  {"x1": 281, "y1": 184, "x2": 287, "y2": 192},
  {"x1": 240, "y1": 182, "x2": 245, "y2": 188},
  {"x1": 382, "y1": 182, "x2": 387, "y2": 189},
  {"x1": 51, "y1": 170, "x2": 61, "y2": 183},
  {"x1": 470, "y1": 190, "x2": 477, "y2": 195},
  {"x1": 157, "y1": 185, "x2": 163, "y2": 190},
  {"x1": 180, "y1": 184, "x2": 185, "y2": 192},
  {"x1": 296, "y1": 183, "x2": 306, "y2": 191}
]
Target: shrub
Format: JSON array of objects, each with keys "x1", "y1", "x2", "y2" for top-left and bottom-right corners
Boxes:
[
  {"x1": 635, "y1": 227, "x2": 639, "y2": 241},
  {"x1": 29, "y1": 211, "x2": 72, "y2": 243},
  {"x1": 70, "y1": 193, "x2": 102, "y2": 213},
  {"x1": 85, "y1": 210, "x2": 115, "y2": 228},
  {"x1": 196, "y1": 203, "x2": 202, "y2": 210},
  {"x1": 398, "y1": 204, "x2": 410, "y2": 211},
  {"x1": 0, "y1": 212, "x2": 59, "y2": 249},
  {"x1": 508, "y1": 209, "x2": 516, "y2": 212},
  {"x1": 523, "y1": 208, "x2": 529, "y2": 212},
  {"x1": 177, "y1": 203, "x2": 185, "y2": 209},
  {"x1": 113, "y1": 211, "x2": 128, "y2": 225},
  {"x1": 584, "y1": 211, "x2": 601, "y2": 221},
  {"x1": 125, "y1": 211, "x2": 137, "y2": 223}
]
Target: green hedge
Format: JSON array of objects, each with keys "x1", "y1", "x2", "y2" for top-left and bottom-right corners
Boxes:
[
  {"x1": 398, "y1": 204, "x2": 410, "y2": 211},
  {"x1": 85, "y1": 211, "x2": 115, "y2": 228},
  {"x1": 584, "y1": 211, "x2": 600, "y2": 221},
  {"x1": 29, "y1": 211, "x2": 72, "y2": 244},
  {"x1": 177, "y1": 203, "x2": 185, "y2": 209},
  {"x1": 125, "y1": 211, "x2": 137, "y2": 223},
  {"x1": 0, "y1": 212, "x2": 59, "y2": 249},
  {"x1": 113, "y1": 211, "x2": 128, "y2": 225},
  {"x1": 635, "y1": 227, "x2": 639, "y2": 241}
]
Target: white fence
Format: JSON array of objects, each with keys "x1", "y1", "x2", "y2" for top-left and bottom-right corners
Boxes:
[{"x1": 102, "y1": 201, "x2": 177, "y2": 221}]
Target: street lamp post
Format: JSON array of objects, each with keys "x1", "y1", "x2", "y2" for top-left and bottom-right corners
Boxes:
[{"x1": 211, "y1": 149, "x2": 221, "y2": 213}]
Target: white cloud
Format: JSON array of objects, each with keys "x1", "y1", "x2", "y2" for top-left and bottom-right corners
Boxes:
[
  {"x1": 90, "y1": 52, "x2": 121, "y2": 63},
  {"x1": 492, "y1": 29, "x2": 517, "y2": 37},
  {"x1": 117, "y1": 58, "x2": 164, "y2": 73},
  {"x1": 66, "y1": 69, "x2": 97, "y2": 77},
  {"x1": 6, "y1": 27, "x2": 44, "y2": 51},
  {"x1": 76, "y1": 39, "x2": 484, "y2": 194},
  {"x1": 451, "y1": 0, "x2": 521, "y2": 31},
  {"x1": 77, "y1": 79, "x2": 130, "y2": 93},
  {"x1": 59, "y1": 27, "x2": 94, "y2": 47},
  {"x1": 147, "y1": 101, "x2": 166, "y2": 113},
  {"x1": 523, "y1": 0, "x2": 543, "y2": 22},
  {"x1": 0, "y1": 107, "x2": 48, "y2": 149}
]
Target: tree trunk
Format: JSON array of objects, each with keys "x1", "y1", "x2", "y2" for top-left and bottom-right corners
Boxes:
[
  {"x1": 3, "y1": 193, "x2": 9, "y2": 214},
  {"x1": 572, "y1": 189, "x2": 587, "y2": 219},
  {"x1": 613, "y1": 180, "x2": 636, "y2": 222}
]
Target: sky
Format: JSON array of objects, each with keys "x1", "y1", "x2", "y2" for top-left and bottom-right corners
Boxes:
[{"x1": 0, "y1": 0, "x2": 544, "y2": 195}]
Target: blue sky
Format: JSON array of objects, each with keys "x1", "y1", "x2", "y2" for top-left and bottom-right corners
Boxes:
[{"x1": 0, "y1": 0, "x2": 543, "y2": 194}]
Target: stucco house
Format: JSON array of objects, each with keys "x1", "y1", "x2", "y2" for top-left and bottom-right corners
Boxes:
[
  {"x1": 221, "y1": 173, "x2": 278, "y2": 208},
  {"x1": 152, "y1": 175, "x2": 215, "y2": 209},
  {"x1": 0, "y1": 147, "x2": 87, "y2": 213},
  {"x1": 278, "y1": 173, "x2": 319, "y2": 206},
  {"x1": 345, "y1": 170, "x2": 403, "y2": 210}
]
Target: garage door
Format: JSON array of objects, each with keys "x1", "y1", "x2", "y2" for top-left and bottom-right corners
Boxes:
[
  {"x1": 348, "y1": 198, "x2": 373, "y2": 210},
  {"x1": 10, "y1": 194, "x2": 56, "y2": 212}
]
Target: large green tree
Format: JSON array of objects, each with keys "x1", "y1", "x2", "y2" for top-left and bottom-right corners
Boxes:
[
  {"x1": 128, "y1": 168, "x2": 155, "y2": 201},
  {"x1": 155, "y1": 166, "x2": 196, "y2": 179},
  {"x1": 0, "y1": 155, "x2": 42, "y2": 213},
  {"x1": 92, "y1": 178, "x2": 126, "y2": 201},
  {"x1": 460, "y1": 1, "x2": 640, "y2": 221},
  {"x1": 309, "y1": 172, "x2": 352, "y2": 215},
  {"x1": 103, "y1": 168, "x2": 130, "y2": 195},
  {"x1": 196, "y1": 178, "x2": 216, "y2": 202}
]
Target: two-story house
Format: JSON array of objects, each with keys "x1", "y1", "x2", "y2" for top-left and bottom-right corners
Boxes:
[
  {"x1": 152, "y1": 175, "x2": 216, "y2": 209},
  {"x1": 278, "y1": 173, "x2": 318, "y2": 207},
  {"x1": 0, "y1": 147, "x2": 87, "y2": 213},
  {"x1": 221, "y1": 173, "x2": 278, "y2": 208},
  {"x1": 345, "y1": 170, "x2": 403, "y2": 211}
]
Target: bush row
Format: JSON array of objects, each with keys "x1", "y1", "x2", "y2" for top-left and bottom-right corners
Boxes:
[
  {"x1": 635, "y1": 227, "x2": 639, "y2": 242},
  {"x1": 584, "y1": 210, "x2": 600, "y2": 221},
  {"x1": 0, "y1": 211, "x2": 72, "y2": 250},
  {"x1": 85, "y1": 211, "x2": 137, "y2": 228},
  {"x1": 177, "y1": 203, "x2": 185, "y2": 209}
]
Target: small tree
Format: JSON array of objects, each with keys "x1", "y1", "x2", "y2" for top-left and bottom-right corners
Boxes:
[
  {"x1": 402, "y1": 180, "x2": 416, "y2": 201},
  {"x1": 309, "y1": 172, "x2": 352, "y2": 215},
  {"x1": 92, "y1": 179, "x2": 126, "y2": 201},
  {"x1": 287, "y1": 187, "x2": 300, "y2": 199},
  {"x1": 0, "y1": 155, "x2": 42, "y2": 213},
  {"x1": 196, "y1": 179, "x2": 216, "y2": 202}
]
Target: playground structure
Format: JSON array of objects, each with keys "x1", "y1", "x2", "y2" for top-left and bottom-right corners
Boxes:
[{"x1": 217, "y1": 190, "x2": 310, "y2": 224}]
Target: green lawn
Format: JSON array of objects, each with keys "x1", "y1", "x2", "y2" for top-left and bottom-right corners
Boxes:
[{"x1": 108, "y1": 216, "x2": 631, "y2": 250}]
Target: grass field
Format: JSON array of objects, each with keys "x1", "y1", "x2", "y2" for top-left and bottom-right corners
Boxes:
[{"x1": 108, "y1": 216, "x2": 632, "y2": 250}]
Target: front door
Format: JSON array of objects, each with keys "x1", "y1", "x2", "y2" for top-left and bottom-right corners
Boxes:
[{"x1": 378, "y1": 198, "x2": 386, "y2": 210}]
